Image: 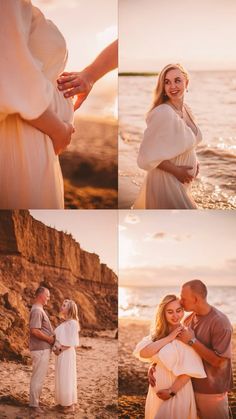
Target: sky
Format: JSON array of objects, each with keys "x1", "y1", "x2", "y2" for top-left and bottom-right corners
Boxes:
[
  {"x1": 30, "y1": 210, "x2": 118, "y2": 273},
  {"x1": 33, "y1": 0, "x2": 117, "y2": 116},
  {"x1": 119, "y1": 0, "x2": 236, "y2": 71},
  {"x1": 119, "y1": 210, "x2": 236, "y2": 287}
]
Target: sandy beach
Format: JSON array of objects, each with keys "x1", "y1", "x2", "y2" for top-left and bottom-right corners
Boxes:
[
  {"x1": 60, "y1": 115, "x2": 118, "y2": 209},
  {"x1": 0, "y1": 333, "x2": 118, "y2": 419},
  {"x1": 118, "y1": 318, "x2": 236, "y2": 418}
]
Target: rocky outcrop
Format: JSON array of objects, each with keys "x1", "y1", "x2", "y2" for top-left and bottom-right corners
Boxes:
[{"x1": 0, "y1": 211, "x2": 117, "y2": 362}]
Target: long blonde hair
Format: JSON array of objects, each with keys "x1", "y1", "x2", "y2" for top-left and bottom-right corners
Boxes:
[
  {"x1": 149, "y1": 63, "x2": 189, "y2": 113},
  {"x1": 64, "y1": 299, "x2": 81, "y2": 331},
  {"x1": 150, "y1": 294, "x2": 179, "y2": 341}
]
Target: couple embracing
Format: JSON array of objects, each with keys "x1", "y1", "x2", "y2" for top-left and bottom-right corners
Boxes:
[
  {"x1": 29, "y1": 287, "x2": 80, "y2": 414},
  {"x1": 134, "y1": 280, "x2": 233, "y2": 419}
]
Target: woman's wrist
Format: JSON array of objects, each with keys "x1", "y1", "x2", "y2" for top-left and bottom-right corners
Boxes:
[{"x1": 49, "y1": 120, "x2": 66, "y2": 142}]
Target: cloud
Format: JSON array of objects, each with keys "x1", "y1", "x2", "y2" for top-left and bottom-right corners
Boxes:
[
  {"x1": 144, "y1": 232, "x2": 192, "y2": 242},
  {"x1": 96, "y1": 25, "x2": 117, "y2": 47},
  {"x1": 124, "y1": 214, "x2": 141, "y2": 225}
]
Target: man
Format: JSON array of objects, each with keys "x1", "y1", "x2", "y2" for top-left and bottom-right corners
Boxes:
[
  {"x1": 29, "y1": 286, "x2": 55, "y2": 414},
  {"x1": 149, "y1": 279, "x2": 233, "y2": 419}
]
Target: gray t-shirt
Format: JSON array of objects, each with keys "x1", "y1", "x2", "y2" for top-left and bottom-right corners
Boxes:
[
  {"x1": 184, "y1": 306, "x2": 233, "y2": 394},
  {"x1": 29, "y1": 304, "x2": 54, "y2": 351}
]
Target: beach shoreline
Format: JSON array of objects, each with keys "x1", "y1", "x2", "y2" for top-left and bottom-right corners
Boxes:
[{"x1": 118, "y1": 318, "x2": 236, "y2": 418}]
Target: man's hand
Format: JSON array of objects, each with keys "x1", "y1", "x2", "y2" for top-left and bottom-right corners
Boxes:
[
  {"x1": 156, "y1": 389, "x2": 172, "y2": 401},
  {"x1": 57, "y1": 72, "x2": 93, "y2": 111},
  {"x1": 173, "y1": 166, "x2": 194, "y2": 184},
  {"x1": 148, "y1": 364, "x2": 156, "y2": 387},
  {"x1": 30, "y1": 329, "x2": 55, "y2": 345},
  {"x1": 177, "y1": 327, "x2": 195, "y2": 344}
]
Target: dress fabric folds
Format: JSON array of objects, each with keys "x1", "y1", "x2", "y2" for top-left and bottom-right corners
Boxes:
[
  {"x1": 55, "y1": 320, "x2": 79, "y2": 406},
  {"x1": 0, "y1": 0, "x2": 74, "y2": 209},
  {"x1": 133, "y1": 336, "x2": 206, "y2": 419},
  {"x1": 134, "y1": 104, "x2": 202, "y2": 209}
]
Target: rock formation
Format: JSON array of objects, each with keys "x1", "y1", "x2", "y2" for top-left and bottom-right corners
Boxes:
[{"x1": 0, "y1": 210, "x2": 117, "y2": 362}]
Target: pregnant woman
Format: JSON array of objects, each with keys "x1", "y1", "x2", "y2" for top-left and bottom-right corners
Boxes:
[
  {"x1": 134, "y1": 63, "x2": 202, "y2": 209},
  {"x1": 0, "y1": 0, "x2": 74, "y2": 209},
  {"x1": 54, "y1": 299, "x2": 80, "y2": 413},
  {"x1": 133, "y1": 295, "x2": 206, "y2": 419}
]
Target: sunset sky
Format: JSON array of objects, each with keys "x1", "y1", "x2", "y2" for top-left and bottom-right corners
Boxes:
[
  {"x1": 33, "y1": 0, "x2": 117, "y2": 116},
  {"x1": 119, "y1": 0, "x2": 236, "y2": 71},
  {"x1": 119, "y1": 210, "x2": 236, "y2": 286},
  {"x1": 30, "y1": 210, "x2": 118, "y2": 273}
]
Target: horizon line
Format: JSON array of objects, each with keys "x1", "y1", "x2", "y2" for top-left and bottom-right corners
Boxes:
[{"x1": 119, "y1": 69, "x2": 236, "y2": 76}]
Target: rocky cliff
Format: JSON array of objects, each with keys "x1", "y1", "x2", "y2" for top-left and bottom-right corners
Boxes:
[{"x1": 0, "y1": 210, "x2": 117, "y2": 362}]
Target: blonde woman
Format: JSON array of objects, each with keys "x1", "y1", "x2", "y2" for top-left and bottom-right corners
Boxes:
[
  {"x1": 134, "y1": 64, "x2": 202, "y2": 209},
  {"x1": 54, "y1": 300, "x2": 80, "y2": 413},
  {"x1": 133, "y1": 295, "x2": 206, "y2": 419}
]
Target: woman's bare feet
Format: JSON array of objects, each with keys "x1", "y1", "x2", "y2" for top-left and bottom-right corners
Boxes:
[
  {"x1": 62, "y1": 404, "x2": 75, "y2": 413},
  {"x1": 29, "y1": 406, "x2": 45, "y2": 415}
]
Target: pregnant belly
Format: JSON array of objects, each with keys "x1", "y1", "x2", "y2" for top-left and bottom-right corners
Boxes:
[
  {"x1": 51, "y1": 88, "x2": 74, "y2": 124},
  {"x1": 173, "y1": 148, "x2": 198, "y2": 178}
]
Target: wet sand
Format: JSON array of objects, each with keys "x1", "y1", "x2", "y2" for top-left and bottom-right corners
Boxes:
[
  {"x1": 0, "y1": 333, "x2": 118, "y2": 419},
  {"x1": 60, "y1": 115, "x2": 118, "y2": 209},
  {"x1": 118, "y1": 318, "x2": 236, "y2": 418}
]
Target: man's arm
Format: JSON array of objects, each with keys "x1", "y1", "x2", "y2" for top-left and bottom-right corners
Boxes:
[
  {"x1": 57, "y1": 40, "x2": 118, "y2": 110},
  {"x1": 177, "y1": 328, "x2": 227, "y2": 368},
  {"x1": 31, "y1": 328, "x2": 55, "y2": 345}
]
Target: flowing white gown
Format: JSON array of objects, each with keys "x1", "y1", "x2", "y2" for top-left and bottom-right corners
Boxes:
[
  {"x1": 55, "y1": 320, "x2": 80, "y2": 407},
  {"x1": 134, "y1": 104, "x2": 202, "y2": 209},
  {"x1": 133, "y1": 336, "x2": 206, "y2": 419},
  {"x1": 0, "y1": 0, "x2": 73, "y2": 209}
]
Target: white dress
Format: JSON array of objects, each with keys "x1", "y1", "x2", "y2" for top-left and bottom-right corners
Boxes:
[
  {"x1": 55, "y1": 320, "x2": 80, "y2": 406},
  {"x1": 0, "y1": 0, "x2": 73, "y2": 209},
  {"x1": 134, "y1": 104, "x2": 202, "y2": 209},
  {"x1": 133, "y1": 336, "x2": 206, "y2": 419}
]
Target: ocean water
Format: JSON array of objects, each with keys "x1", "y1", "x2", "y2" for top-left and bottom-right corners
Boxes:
[
  {"x1": 119, "y1": 72, "x2": 236, "y2": 209},
  {"x1": 119, "y1": 286, "x2": 236, "y2": 325}
]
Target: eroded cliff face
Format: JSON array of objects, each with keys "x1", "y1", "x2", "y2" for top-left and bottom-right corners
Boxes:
[{"x1": 0, "y1": 211, "x2": 117, "y2": 362}]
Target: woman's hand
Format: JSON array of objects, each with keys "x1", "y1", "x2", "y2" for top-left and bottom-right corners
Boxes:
[
  {"x1": 167, "y1": 326, "x2": 184, "y2": 342},
  {"x1": 196, "y1": 162, "x2": 200, "y2": 177},
  {"x1": 156, "y1": 389, "x2": 172, "y2": 401},
  {"x1": 173, "y1": 165, "x2": 194, "y2": 183},
  {"x1": 158, "y1": 161, "x2": 194, "y2": 183},
  {"x1": 51, "y1": 122, "x2": 74, "y2": 155},
  {"x1": 148, "y1": 364, "x2": 156, "y2": 387}
]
